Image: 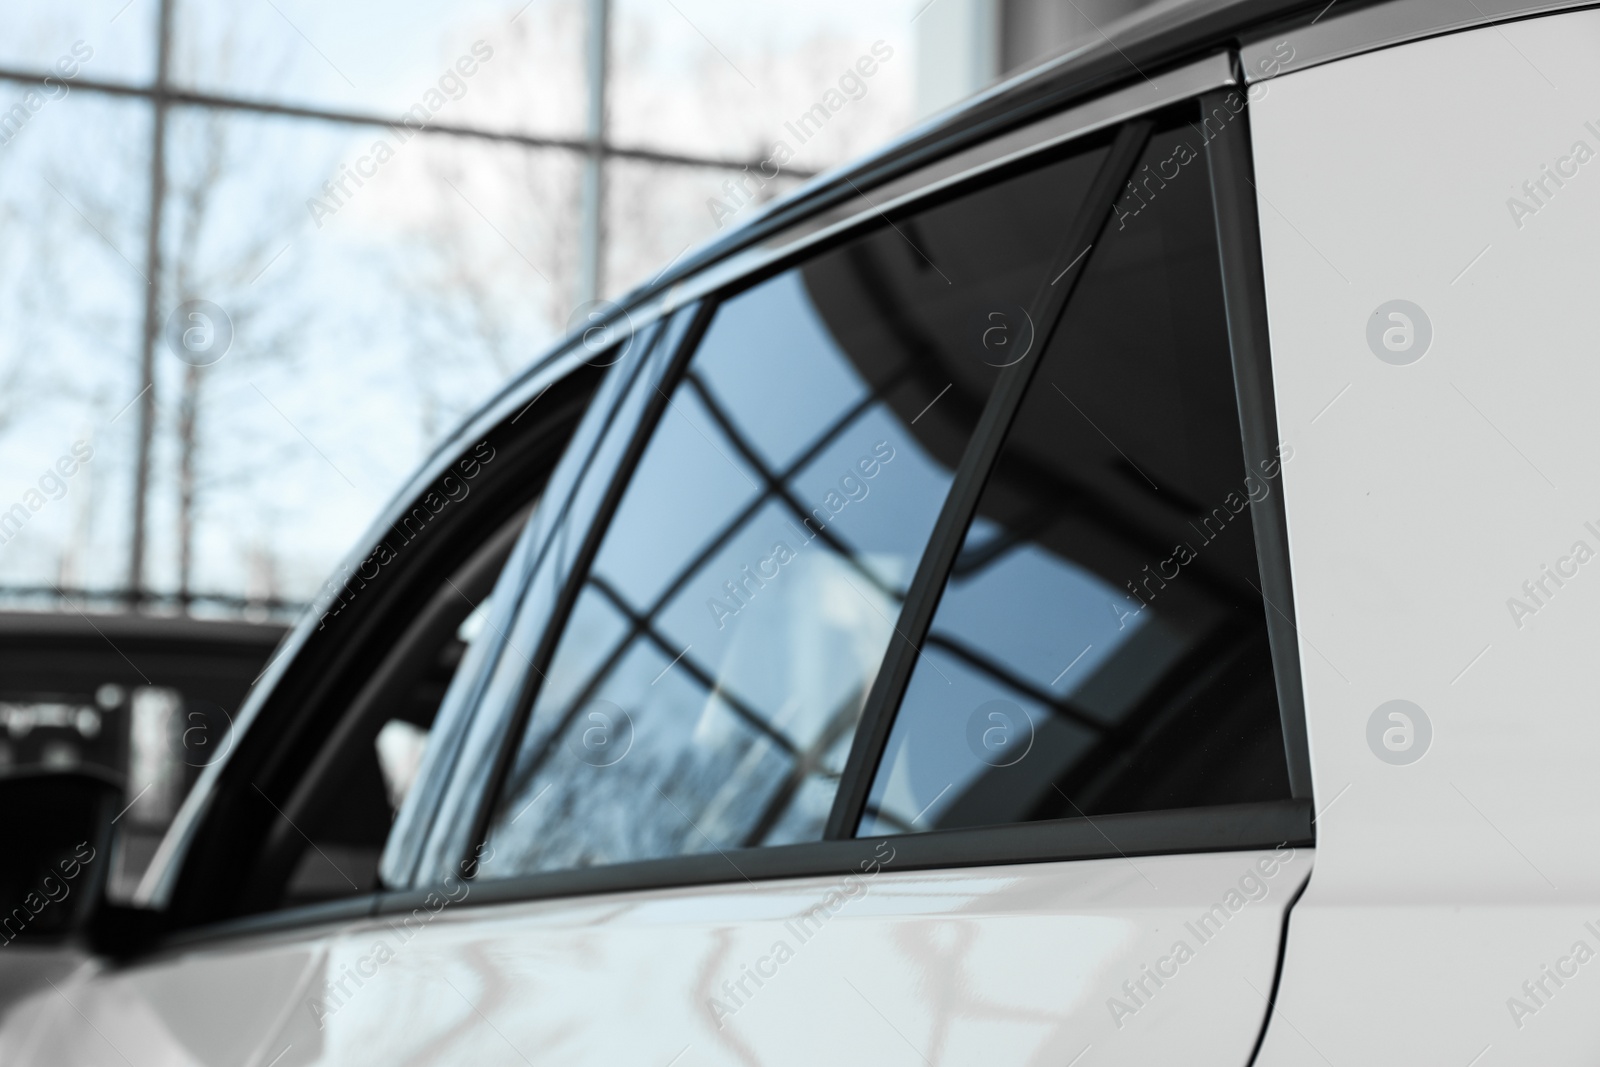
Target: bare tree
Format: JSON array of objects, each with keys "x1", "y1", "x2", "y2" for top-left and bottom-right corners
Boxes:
[{"x1": 161, "y1": 105, "x2": 306, "y2": 606}]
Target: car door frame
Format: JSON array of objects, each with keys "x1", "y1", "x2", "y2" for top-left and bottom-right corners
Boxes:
[
  {"x1": 376, "y1": 49, "x2": 1315, "y2": 927},
  {"x1": 92, "y1": 39, "x2": 1315, "y2": 1000}
]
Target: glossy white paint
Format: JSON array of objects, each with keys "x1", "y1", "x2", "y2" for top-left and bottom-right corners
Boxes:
[
  {"x1": 0, "y1": 930, "x2": 328, "y2": 1067},
  {"x1": 1251, "y1": 9, "x2": 1600, "y2": 1062},
  {"x1": 241, "y1": 849, "x2": 1307, "y2": 1066},
  {"x1": 0, "y1": 946, "x2": 88, "y2": 1023}
]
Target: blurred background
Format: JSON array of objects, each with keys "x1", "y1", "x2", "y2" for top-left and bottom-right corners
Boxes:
[{"x1": 0, "y1": 0, "x2": 1148, "y2": 889}]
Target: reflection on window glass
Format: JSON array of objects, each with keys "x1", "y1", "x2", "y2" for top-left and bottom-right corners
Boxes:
[
  {"x1": 860, "y1": 115, "x2": 1292, "y2": 838},
  {"x1": 478, "y1": 140, "x2": 1112, "y2": 877}
]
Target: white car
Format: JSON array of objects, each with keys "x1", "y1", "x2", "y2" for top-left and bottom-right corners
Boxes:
[{"x1": 2, "y1": 0, "x2": 1592, "y2": 1062}]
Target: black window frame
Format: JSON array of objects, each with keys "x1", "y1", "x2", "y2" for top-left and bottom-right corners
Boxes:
[
  {"x1": 99, "y1": 356, "x2": 614, "y2": 956},
  {"x1": 379, "y1": 82, "x2": 1312, "y2": 919}
]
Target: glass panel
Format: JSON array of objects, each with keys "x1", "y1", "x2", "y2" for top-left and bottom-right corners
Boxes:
[
  {"x1": 0, "y1": 2, "x2": 155, "y2": 84},
  {"x1": 607, "y1": 0, "x2": 914, "y2": 168},
  {"x1": 151, "y1": 105, "x2": 577, "y2": 600},
  {"x1": 860, "y1": 115, "x2": 1292, "y2": 837},
  {"x1": 478, "y1": 138, "x2": 1112, "y2": 877},
  {"x1": 0, "y1": 91, "x2": 148, "y2": 597},
  {"x1": 170, "y1": 0, "x2": 587, "y2": 139},
  {"x1": 602, "y1": 157, "x2": 804, "y2": 299}
]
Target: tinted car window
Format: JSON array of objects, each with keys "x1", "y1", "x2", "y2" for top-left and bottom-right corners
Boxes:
[
  {"x1": 264, "y1": 513, "x2": 524, "y2": 909},
  {"x1": 860, "y1": 116, "x2": 1292, "y2": 837},
  {"x1": 383, "y1": 319, "x2": 684, "y2": 890},
  {"x1": 477, "y1": 141, "x2": 1113, "y2": 877}
]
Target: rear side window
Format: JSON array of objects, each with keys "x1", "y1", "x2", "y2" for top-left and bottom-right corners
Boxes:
[
  {"x1": 859, "y1": 118, "x2": 1292, "y2": 836},
  {"x1": 476, "y1": 140, "x2": 1113, "y2": 877}
]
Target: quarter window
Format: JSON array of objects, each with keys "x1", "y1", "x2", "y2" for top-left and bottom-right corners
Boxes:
[{"x1": 859, "y1": 115, "x2": 1293, "y2": 836}]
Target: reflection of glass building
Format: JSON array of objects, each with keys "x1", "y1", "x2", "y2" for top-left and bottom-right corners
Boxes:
[
  {"x1": 479, "y1": 148, "x2": 1084, "y2": 873},
  {"x1": 478, "y1": 110, "x2": 1288, "y2": 879}
]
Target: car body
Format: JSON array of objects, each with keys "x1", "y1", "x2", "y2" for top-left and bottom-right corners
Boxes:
[{"x1": 3, "y1": 0, "x2": 1597, "y2": 1061}]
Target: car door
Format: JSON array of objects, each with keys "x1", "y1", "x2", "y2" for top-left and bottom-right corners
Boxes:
[{"x1": 267, "y1": 64, "x2": 1314, "y2": 1066}]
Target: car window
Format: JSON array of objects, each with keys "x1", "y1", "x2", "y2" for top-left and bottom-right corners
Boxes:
[
  {"x1": 388, "y1": 316, "x2": 689, "y2": 889},
  {"x1": 475, "y1": 138, "x2": 1114, "y2": 878},
  {"x1": 237, "y1": 496, "x2": 533, "y2": 912},
  {"x1": 164, "y1": 362, "x2": 610, "y2": 922},
  {"x1": 859, "y1": 113, "x2": 1293, "y2": 837}
]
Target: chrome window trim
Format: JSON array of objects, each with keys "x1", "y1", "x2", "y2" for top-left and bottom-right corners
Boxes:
[
  {"x1": 1241, "y1": 0, "x2": 1596, "y2": 83},
  {"x1": 661, "y1": 51, "x2": 1235, "y2": 315}
]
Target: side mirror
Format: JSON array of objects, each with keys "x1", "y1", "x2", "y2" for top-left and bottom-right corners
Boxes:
[{"x1": 0, "y1": 769, "x2": 119, "y2": 948}]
